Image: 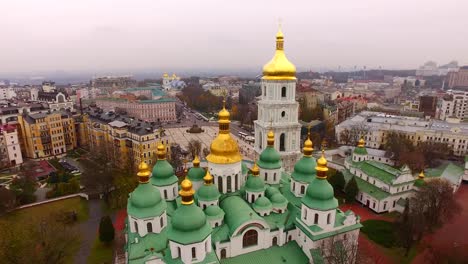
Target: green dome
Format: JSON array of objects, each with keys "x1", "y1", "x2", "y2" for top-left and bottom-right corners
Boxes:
[
  {"x1": 265, "y1": 186, "x2": 280, "y2": 198},
  {"x1": 127, "y1": 183, "x2": 167, "y2": 219},
  {"x1": 196, "y1": 184, "x2": 220, "y2": 202},
  {"x1": 291, "y1": 156, "x2": 317, "y2": 183},
  {"x1": 353, "y1": 147, "x2": 368, "y2": 155},
  {"x1": 204, "y1": 205, "x2": 225, "y2": 219},
  {"x1": 414, "y1": 178, "x2": 426, "y2": 187},
  {"x1": 253, "y1": 196, "x2": 272, "y2": 211},
  {"x1": 168, "y1": 203, "x2": 212, "y2": 244},
  {"x1": 187, "y1": 167, "x2": 205, "y2": 182},
  {"x1": 270, "y1": 193, "x2": 287, "y2": 206},
  {"x1": 151, "y1": 160, "x2": 178, "y2": 187},
  {"x1": 302, "y1": 178, "x2": 338, "y2": 211},
  {"x1": 257, "y1": 146, "x2": 282, "y2": 169},
  {"x1": 245, "y1": 174, "x2": 266, "y2": 192}
]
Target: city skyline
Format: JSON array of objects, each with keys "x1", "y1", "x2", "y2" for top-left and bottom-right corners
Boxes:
[{"x1": 1, "y1": 0, "x2": 468, "y2": 74}]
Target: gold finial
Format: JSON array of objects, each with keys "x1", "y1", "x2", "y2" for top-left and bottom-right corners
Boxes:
[
  {"x1": 137, "y1": 160, "x2": 151, "y2": 183},
  {"x1": 316, "y1": 150, "x2": 328, "y2": 179},
  {"x1": 179, "y1": 177, "x2": 195, "y2": 205},
  {"x1": 203, "y1": 170, "x2": 213, "y2": 185},
  {"x1": 276, "y1": 21, "x2": 284, "y2": 50},
  {"x1": 251, "y1": 161, "x2": 260, "y2": 176},
  {"x1": 303, "y1": 126, "x2": 313, "y2": 157},
  {"x1": 358, "y1": 137, "x2": 365, "y2": 148},
  {"x1": 418, "y1": 170, "x2": 425, "y2": 179},
  {"x1": 193, "y1": 155, "x2": 200, "y2": 168},
  {"x1": 157, "y1": 141, "x2": 166, "y2": 160}
]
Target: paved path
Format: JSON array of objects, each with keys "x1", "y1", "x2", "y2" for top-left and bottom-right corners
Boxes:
[{"x1": 74, "y1": 199, "x2": 105, "y2": 264}]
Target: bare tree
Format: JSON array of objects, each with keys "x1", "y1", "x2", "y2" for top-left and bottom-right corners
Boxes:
[
  {"x1": 187, "y1": 139, "x2": 201, "y2": 159},
  {"x1": 202, "y1": 147, "x2": 210, "y2": 159},
  {"x1": 321, "y1": 233, "x2": 360, "y2": 264}
]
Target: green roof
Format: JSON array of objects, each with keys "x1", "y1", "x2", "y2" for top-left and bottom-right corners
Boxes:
[
  {"x1": 167, "y1": 203, "x2": 212, "y2": 245},
  {"x1": 253, "y1": 197, "x2": 273, "y2": 211},
  {"x1": 270, "y1": 193, "x2": 287, "y2": 207},
  {"x1": 220, "y1": 241, "x2": 309, "y2": 264},
  {"x1": 425, "y1": 162, "x2": 464, "y2": 185},
  {"x1": 127, "y1": 183, "x2": 167, "y2": 218},
  {"x1": 342, "y1": 170, "x2": 389, "y2": 200},
  {"x1": 414, "y1": 178, "x2": 426, "y2": 187},
  {"x1": 204, "y1": 205, "x2": 225, "y2": 220},
  {"x1": 187, "y1": 167, "x2": 205, "y2": 182},
  {"x1": 257, "y1": 147, "x2": 282, "y2": 169},
  {"x1": 220, "y1": 196, "x2": 263, "y2": 236},
  {"x1": 353, "y1": 146, "x2": 368, "y2": 155},
  {"x1": 127, "y1": 228, "x2": 168, "y2": 262},
  {"x1": 245, "y1": 174, "x2": 266, "y2": 192},
  {"x1": 265, "y1": 186, "x2": 280, "y2": 198},
  {"x1": 291, "y1": 156, "x2": 317, "y2": 183},
  {"x1": 164, "y1": 250, "x2": 220, "y2": 264},
  {"x1": 151, "y1": 159, "x2": 178, "y2": 187},
  {"x1": 302, "y1": 178, "x2": 338, "y2": 211},
  {"x1": 196, "y1": 184, "x2": 221, "y2": 202},
  {"x1": 354, "y1": 160, "x2": 401, "y2": 185}
]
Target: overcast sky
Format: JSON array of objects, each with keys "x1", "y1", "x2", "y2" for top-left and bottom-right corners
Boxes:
[{"x1": 1, "y1": 0, "x2": 467, "y2": 74}]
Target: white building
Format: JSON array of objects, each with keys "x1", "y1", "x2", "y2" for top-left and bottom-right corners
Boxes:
[
  {"x1": 254, "y1": 27, "x2": 301, "y2": 172},
  {"x1": 439, "y1": 90, "x2": 468, "y2": 121},
  {"x1": 0, "y1": 88, "x2": 16, "y2": 100},
  {"x1": 0, "y1": 124, "x2": 23, "y2": 167}
]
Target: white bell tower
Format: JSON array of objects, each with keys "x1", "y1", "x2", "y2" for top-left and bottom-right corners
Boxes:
[{"x1": 254, "y1": 26, "x2": 301, "y2": 172}]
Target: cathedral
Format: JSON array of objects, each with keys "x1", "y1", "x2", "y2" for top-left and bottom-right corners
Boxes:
[{"x1": 124, "y1": 28, "x2": 361, "y2": 264}]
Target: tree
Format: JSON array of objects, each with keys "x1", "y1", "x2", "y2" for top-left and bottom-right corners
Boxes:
[
  {"x1": 322, "y1": 233, "x2": 360, "y2": 264},
  {"x1": 99, "y1": 215, "x2": 115, "y2": 243},
  {"x1": 0, "y1": 187, "x2": 16, "y2": 214},
  {"x1": 9, "y1": 164, "x2": 37, "y2": 205},
  {"x1": 202, "y1": 147, "x2": 210, "y2": 159},
  {"x1": 187, "y1": 139, "x2": 201, "y2": 159},
  {"x1": 384, "y1": 132, "x2": 415, "y2": 166},
  {"x1": 344, "y1": 177, "x2": 359, "y2": 203},
  {"x1": 394, "y1": 200, "x2": 424, "y2": 256},
  {"x1": 328, "y1": 171, "x2": 346, "y2": 191},
  {"x1": 339, "y1": 129, "x2": 352, "y2": 145},
  {"x1": 416, "y1": 179, "x2": 461, "y2": 231}
]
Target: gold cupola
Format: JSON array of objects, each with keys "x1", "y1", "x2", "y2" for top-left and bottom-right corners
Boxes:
[
  {"x1": 358, "y1": 137, "x2": 366, "y2": 148},
  {"x1": 303, "y1": 127, "x2": 314, "y2": 157},
  {"x1": 203, "y1": 170, "x2": 214, "y2": 185},
  {"x1": 206, "y1": 99, "x2": 242, "y2": 164},
  {"x1": 157, "y1": 142, "x2": 167, "y2": 160},
  {"x1": 267, "y1": 129, "x2": 275, "y2": 146},
  {"x1": 418, "y1": 170, "x2": 425, "y2": 179},
  {"x1": 137, "y1": 160, "x2": 151, "y2": 183},
  {"x1": 316, "y1": 150, "x2": 328, "y2": 179},
  {"x1": 180, "y1": 177, "x2": 195, "y2": 205},
  {"x1": 251, "y1": 162, "x2": 260, "y2": 176},
  {"x1": 262, "y1": 26, "x2": 296, "y2": 80},
  {"x1": 193, "y1": 155, "x2": 200, "y2": 167}
]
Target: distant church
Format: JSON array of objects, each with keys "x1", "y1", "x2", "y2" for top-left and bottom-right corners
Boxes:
[{"x1": 124, "y1": 27, "x2": 361, "y2": 264}]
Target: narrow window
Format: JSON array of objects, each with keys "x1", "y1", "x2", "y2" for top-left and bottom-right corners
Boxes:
[
  {"x1": 314, "y1": 214, "x2": 319, "y2": 224},
  {"x1": 281, "y1": 87, "x2": 287, "y2": 97},
  {"x1": 327, "y1": 213, "x2": 331, "y2": 224},
  {"x1": 192, "y1": 247, "x2": 196, "y2": 259},
  {"x1": 147, "y1": 222, "x2": 153, "y2": 233},
  {"x1": 164, "y1": 189, "x2": 167, "y2": 199},
  {"x1": 300, "y1": 185, "x2": 305, "y2": 194},
  {"x1": 160, "y1": 217, "x2": 164, "y2": 228},
  {"x1": 134, "y1": 221, "x2": 138, "y2": 232}
]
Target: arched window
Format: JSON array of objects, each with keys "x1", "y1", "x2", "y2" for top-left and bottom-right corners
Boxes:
[
  {"x1": 134, "y1": 221, "x2": 138, "y2": 232},
  {"x1": 259, "y1": 133, "x2": 263, "y2": 150},
  {"x1": 235, "y1": 174, "x2": 239, "y2": 190},
  {"x1": 178, "y1": 247, "x2": 181, "y2": 258},
  {"x1": 280, "y1": 133, "x2": 285, "y2": 151},
  {"x1": 243, "y1": 230, "x2": 258, "y2": 248},
  {"x1": 251, "y1": 194, "x2": 254, "y2": 202},
  {"x1": 281, "y1": 111, "x2": 285, "y2": 117},
  {"x1": 288, "y1": 235, "x2": 292, "y2": 242},
  {"x1": 300, "y1": 185, "x2": 305, "y2": 194},
  {"x1": 173, "y1": 186, "x2": 177, "y2": 197},
  {"x1": 160, "y1": 217, "x2": 164, "y2": 228},
  {"x1": 304, "y1": 209, "x2": 307, "y2": 220},
  {"x1": 274, "y1": 173, "x2": 277, "y2": 181},
  {"x1": 192, "y1": 247, "x2": 196, "y2": 259},
  {"x1": 147, "y1": 222, "x2": 153, "y2": 233},
  {"x1": 281, "y1": 87, "x2": 287, "y2": 98},
  {"x1": 263, "y1": 86, "x2": 266, "y2": 96},
  {"x1": 293, "y1": 182, "x2": 296, "y2": 191},
  {"x1": 163, "y1": 189, "x2": 167, "y2": 199},
  {"x1": 221, "y1": 249, "x2": 227, "y2": 259},
  {"x1": 227, "y1": 176, "x2": 232, "y2": 192},
  {"x1": 218, "y1": 176, "x2": 223, "y2": 192},
  {"x1": 327, "y1": 213, "x2": 331, "y2": 224},
  {"x1": 272, "y1": 237, "x2": 278, "y2": 246},
  {"x1": 265, "y1": 172, "x2": 268, "y2": 181},
  {"x1": 314, "y1": 213, "x2": 319, "y2": 224},
  {"x1": 215, "y1": 222, "x2": 219, "y2": 227}
]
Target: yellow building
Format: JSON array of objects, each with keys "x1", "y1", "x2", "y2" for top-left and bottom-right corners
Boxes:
[
  {"x1": 85, "y1": 110, "x2": 171, "y2": 171},
  {"x1": 17, "y1": 112, "x2": 78, "y2": 159}
]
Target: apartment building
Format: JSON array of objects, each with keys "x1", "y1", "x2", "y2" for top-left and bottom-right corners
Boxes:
[
  {"x1": 336, "y1": 111, "x2": 468, "y2": 156},
  {"x1": 17, "y1": 112, "x2": 77, "y2": 159},
  {"x1": 439, "y1": 90, "x2": 468, "y2": 121},
  {"x1": 0, "y1": 124, "x2": 23, "y2": 167}
]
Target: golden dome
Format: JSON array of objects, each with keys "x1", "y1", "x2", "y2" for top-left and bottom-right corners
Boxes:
[
  {"x1": 179, "y1": 177, "x2": 195, "y2": 205},
  {"x1": 157, "y1": 142, "x2": 166, "y2": 160},
  {"x1": 358, "y1": 137, "x2": 366, "y2": 148},
  {"x1": 251, "y1": 162, "x2": 260, "y2": 176},
  {"x1": 303, "y1": 131, "x2": 314, "y2": 157},
  {"x1": 203, "y1": 170, "x2": 213, "y2": 185},
  {"x1": 193, "y1": 155, "x2": 200, "y2": 167},
  {"x1": 316, "y1": 151, "x2": 328, "y2": 178},
  {"x1": 137, "y1": 161, "x2": 151, "y2": 183},
  {"x1": 262, "y1": 27, "x2": 296, "y2": 80},
  {"x1": 419, "y1": 170, "x2": 425, "y2": 179},
  {"x1": 206, "y1": 101, "x2": 242, "y2": 164},
  {"x1": 267, "y1": 129, "x2": 275, "y2": 146},
  {"x1": 163, "y1": 73, "x2": 169, "y2": 78}
]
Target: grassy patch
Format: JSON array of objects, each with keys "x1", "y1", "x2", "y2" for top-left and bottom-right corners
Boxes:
[
  {"x1": 381, "y1": 211, "x2": 400, "y2": 219},
  {"x1": 361, "y1": 220, "x2": 396, "y2": 248},
  {"x1": 87, "y1": 237, "x2": 114, "y2": 264}
]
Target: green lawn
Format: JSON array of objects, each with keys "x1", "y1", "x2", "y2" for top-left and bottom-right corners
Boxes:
[
  {"x1": 361, "y1": 220, "x2": 397, "y2": 248},
  {"x1": 87, "y1": 237, "x2": 114, "y2": 264}
]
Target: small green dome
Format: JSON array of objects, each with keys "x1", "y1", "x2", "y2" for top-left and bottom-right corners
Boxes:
[
  {"x1": 258, "y1": 146, "x2": 282, "y2": 170},
  {"x1": 187, "y1": 167, "x2": 205, "y2": 182},
  {"x1": 302, "y1": 178, "x2": 338, "y2": 211},
  {"x1": 127, "y1": 183, "x2": 167, "y2": 219},
  {"x1": 151, "y1": 160, "x2": 178, "y2": 186},
  {"x1": 291, "y1": 156, "x2": 317, "y2": 183},
  {"x1": 353, "y1": 147, "x2": 368, "y2": 155},
  {"x1": 168, "y1": 203, "x2": 212, "y2": 244},
  {"x1": 204, "y1": 205, "x2": 225, "y2": 219},
  {"x1": 270, "y1": 193, "x2": 287, "y2": 206},
  {"x1": 245, "y1": 174, "x2": 266, "y2": 192},
  {"x1": 196, "y1": 184, "x2": 220, "y2": 202},
  {"x1": 253, "y1": 197, "x2": 272, "y2": 212},
  {"x1": 414, "y1": 178, "x2": 426, "y2": 187},
  {"x1": 265, "y1": 186, "x2": 280, "y2": 198}
]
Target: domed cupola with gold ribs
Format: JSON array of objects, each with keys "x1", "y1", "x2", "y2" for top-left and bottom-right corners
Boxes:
[
  {"x1": 206, "y1": 100, "x2": 242, "y2": 164},
  {"x1": 262, "y1": 26, "x2": 296, "y2": 80}
]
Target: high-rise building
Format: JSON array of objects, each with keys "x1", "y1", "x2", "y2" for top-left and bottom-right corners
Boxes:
[
  {"x1": 447, "y1": 66, "x2": 468, "y2": 89},
  {"x1": 419, "y1": 95, "x2": 437, "y2": 118},
  {"x1": 439, "y1": 90, "x2": 468, "y2": 121},
  {"x1": 254, "y1": 28, "x2": 301, "y2": 172}
]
